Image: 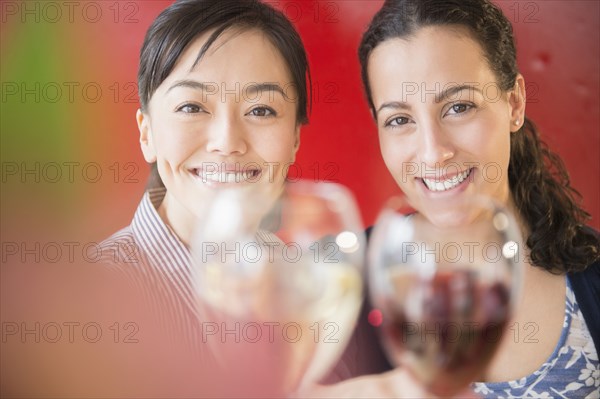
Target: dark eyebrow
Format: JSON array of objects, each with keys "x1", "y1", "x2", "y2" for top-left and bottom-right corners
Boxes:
[
  {"x1": 375, "y1": 84, "x2": 483, "y2": 117},
  {"x1": 166, "y1": 80, "x2": 290, "y2": 101},
  {"x1": 435, "y1": 84, "x2": 482, "y2": 103},
  {"x1": 166, "y1": 79, "x2": 213, "y2": 93},
  {"x1": 244, "y1": 83, "x2": 290, "y2": 101},
  {"x1": 376, "y1": 101, "x2": 411, "y2": 118}
]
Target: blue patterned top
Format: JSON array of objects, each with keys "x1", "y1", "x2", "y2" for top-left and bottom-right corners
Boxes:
[{"x1": 472, "y1": 277, "x2": 600, "y2": 398}]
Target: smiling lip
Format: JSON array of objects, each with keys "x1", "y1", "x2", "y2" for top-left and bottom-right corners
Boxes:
[
  {"x1": 190, "y1": 167, "x2": 262, "y2": 184},
  {"x1": 420, "y1": 168, "x2": 473, "y2": 192}
]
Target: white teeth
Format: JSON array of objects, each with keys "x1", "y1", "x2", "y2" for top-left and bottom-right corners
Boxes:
[
  {"x1": 423, "y1": 169, "x2": 471, "y2": 192},
  {"x1": 196, "y1": 170, "x2": 258, "y2": 183}
]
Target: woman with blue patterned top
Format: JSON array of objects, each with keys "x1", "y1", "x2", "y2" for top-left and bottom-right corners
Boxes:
[{"x1": 312, "y1": 0, "x2": 599, "y2": 397}]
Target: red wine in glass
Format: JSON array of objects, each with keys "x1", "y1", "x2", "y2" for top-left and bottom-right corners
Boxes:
[{"x1": 379, "y1": 268, "x2": 511, "y2": 397}]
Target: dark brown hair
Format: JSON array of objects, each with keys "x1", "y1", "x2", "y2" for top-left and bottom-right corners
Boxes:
[
  {"x1": 359, "y1": 0, "x2": 599, "y2": 273},
  {"x1": 139, "y1": 0, "x2": 311, "y2": 123}
]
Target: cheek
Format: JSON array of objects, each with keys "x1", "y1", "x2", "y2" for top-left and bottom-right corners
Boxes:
[
  {"x1": 262, "y1": 137, "x2": 297, "y2": 163},
  {"x1": 379, "y1": 135, "x2": 412, "y2": 184},
  {"x1": 496, "y1": 135, "x2": 511, "y2": 167},
  {"x1": 152, "y1": 123, "x2": 197, "y2": 161},
  {"x1": 473, "y1": 128, "x2": 510, "y2": 166},
  {"x1": 251, "y1": 125, "x2": 298, "y2": 162}
]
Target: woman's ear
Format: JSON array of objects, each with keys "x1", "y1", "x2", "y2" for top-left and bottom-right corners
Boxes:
[
  {"x1": 294, "y1": 125, "x2": 301, "y2": 150},
  {"x1": 509, "y1": 74, "x2": 527, "y2": 132},
  {"x1": 292, "y1": 124, "x2": 301, "y2": 159},
  {"x1": 137, "y1": 109, "x2": 157, "y2": 162}
]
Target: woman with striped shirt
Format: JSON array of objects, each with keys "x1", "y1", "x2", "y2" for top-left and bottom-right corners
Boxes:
[{"x1": 98, "y1": 0, "x2": 311, "y2": 363}]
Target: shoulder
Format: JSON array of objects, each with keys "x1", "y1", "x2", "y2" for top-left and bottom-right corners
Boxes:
[
  {"x1": 97, "y1": 226, "x2": 134, "y2": 250},
  {"x1": 569, "y1": 227, "x2": 600, "y2": 290},
  {"x1": 567, "y1": 236, "x2": 600, "y2": 356},
  {"x1": 92, "y1": 227, "x2": 145, "y2": 269},
  {"x1": 568, "y1": 257, "x2": 600, "y2": 306}
]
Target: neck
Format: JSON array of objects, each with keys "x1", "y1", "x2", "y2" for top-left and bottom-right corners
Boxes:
[{"x1": 157, "y1": 192, "x2": 194, "y2": 247}]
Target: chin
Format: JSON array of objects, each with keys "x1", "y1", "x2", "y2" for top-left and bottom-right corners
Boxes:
[
  {"x1": 425, "y1": 212, "x2": 467, "y2": 229},
  {"x1": 419, "y1": 201, "x2": 486, "y2": 229}
]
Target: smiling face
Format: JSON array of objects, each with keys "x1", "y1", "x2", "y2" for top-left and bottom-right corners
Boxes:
[
  {"x1": 368, "y1": 26, "x2": 525, "y2": 226},
  {"x1": 137, "y1": 28, "x2": 300, "y2": 243}
]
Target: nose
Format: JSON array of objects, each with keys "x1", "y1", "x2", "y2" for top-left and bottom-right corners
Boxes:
[
  {"x1": 205, "y1": 115, "x2": 248, "y2": 155},
  {"x1": 417, "y1": 121, "x2": 455, "y2": 168}
]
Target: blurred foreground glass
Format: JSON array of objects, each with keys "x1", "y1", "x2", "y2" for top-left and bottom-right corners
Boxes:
[
  {"x1": 191, "y1": 180, "x2": 364, "y2": 395},
  {"x1": 368, "y1": 195, "x2": 523, "y2": 397}
]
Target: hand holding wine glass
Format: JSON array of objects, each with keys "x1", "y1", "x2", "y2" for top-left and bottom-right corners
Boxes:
[
  {"x1": 368, "y1": 195, "x2": 523, "y2": 397},
  {"x1": 191, "y1": 180, "x2": 365, "y2": 395}
]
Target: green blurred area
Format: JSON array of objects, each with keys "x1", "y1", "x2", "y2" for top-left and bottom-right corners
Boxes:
[{"x1": 2, "y1": 16, "x2": 77, "y2": 239}]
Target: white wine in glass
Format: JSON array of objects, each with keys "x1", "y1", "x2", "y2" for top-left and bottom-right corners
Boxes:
[{"x1": 192, "y1": 180, "x2": 365, "y2": 395}]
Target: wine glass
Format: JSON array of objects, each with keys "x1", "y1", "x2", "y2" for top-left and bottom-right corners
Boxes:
[
  {"x1": 191, "y1": 180, "x2": 365, "y2": 395},
  {"x1": 368, "y1": 195, "x2": 523, "y2": 397}
]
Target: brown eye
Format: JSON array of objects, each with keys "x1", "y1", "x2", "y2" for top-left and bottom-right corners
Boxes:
[
  {"x1": 176, "y1": 103, "x2": 201, "y2": 113},
  {"x1": 452, "y1": 104, "x2": 468, "y2": 113},
  {"x1": 247, "y1": 107, "x2": 276, "y2": 117},
  {"x1": 386, "y1": 116, "x2": 410, "y2": 127},
  {"x1": 446, "y1": 103, "x2": 474, "y2": 116}
]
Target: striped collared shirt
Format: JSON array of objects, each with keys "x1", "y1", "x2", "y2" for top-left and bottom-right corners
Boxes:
[
  {"x1": 98, "y1": 188, "x2": 308, "y2": 363},
  {"x1": 98, "y1": 187, "x2": 203, "y2": 351}
]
